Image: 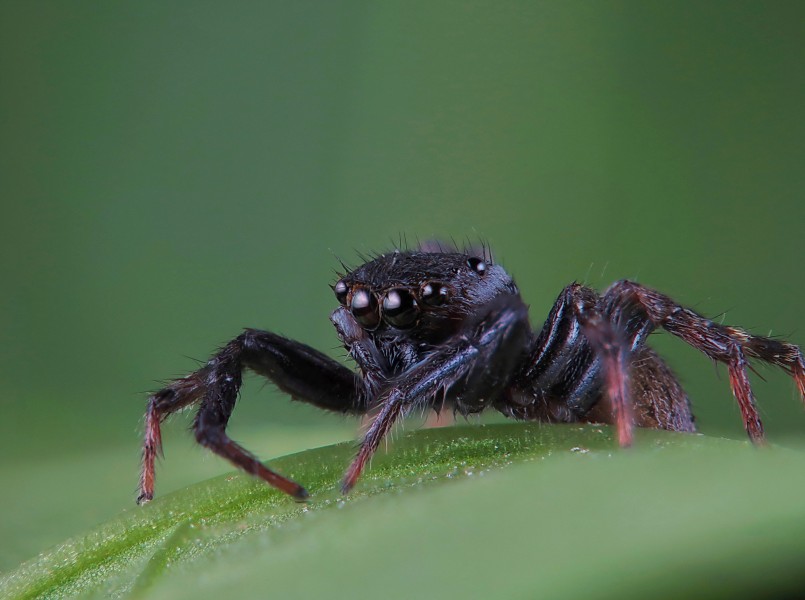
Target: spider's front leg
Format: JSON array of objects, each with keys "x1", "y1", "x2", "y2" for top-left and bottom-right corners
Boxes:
[
  {"x1": 341, "y1": 296, "x2": 530, "y2": 493},
  {"x1": 137, "y1": 329, "x2": 372, "y2": 504}
]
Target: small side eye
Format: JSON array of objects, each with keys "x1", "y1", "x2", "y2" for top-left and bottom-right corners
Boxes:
[
  {"x1": 467, "y1": 257, "x2": 487, "y2": 275},
  {"x1": 351, "y1": 288, "x2": 380, "y2": 329},
  {"x1": 420, "y1": 282, "x2": 448, "y2": 306},
  {"x1": 382, "y1": 288, "x2": 419, "y2": 328},
  {"x1": 334, "y1": 280, "x2": 349, "y2": 305}
]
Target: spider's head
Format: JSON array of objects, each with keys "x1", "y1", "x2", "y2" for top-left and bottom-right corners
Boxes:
[{"x1": 331, "y1": 249, "x2": 518, "y2": 341}]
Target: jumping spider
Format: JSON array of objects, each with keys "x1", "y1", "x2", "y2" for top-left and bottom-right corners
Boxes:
[{"x1": 137, "y1": 245, "x2": 805, "y2": 504}]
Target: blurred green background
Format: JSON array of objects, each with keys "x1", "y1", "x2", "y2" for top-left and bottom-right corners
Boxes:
[{"x1": 1, "y1": 0, "x2": 803, "y2": 573}]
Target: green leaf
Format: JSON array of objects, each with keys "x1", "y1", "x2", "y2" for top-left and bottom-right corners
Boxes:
[{"x1": 3, "y1": 423, "x2": 805, "y2": 599}]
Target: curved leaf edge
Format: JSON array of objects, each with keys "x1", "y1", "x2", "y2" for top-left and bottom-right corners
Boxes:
[{"x1": 0, "y1": 423, "x2": 746, "y2": 598}]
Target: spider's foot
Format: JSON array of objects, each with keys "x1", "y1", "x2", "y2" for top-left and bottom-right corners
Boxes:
[
  {"x1": 291, "y1": 485, "x2": 310, "y2": 502},
  {"x1": 340, "y1": 470, "x2": 360, "y2": 495}
]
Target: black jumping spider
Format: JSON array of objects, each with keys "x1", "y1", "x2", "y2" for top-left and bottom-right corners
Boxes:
[{"x1": 138, "y1": 245, "x2": 805, "y2": 503}]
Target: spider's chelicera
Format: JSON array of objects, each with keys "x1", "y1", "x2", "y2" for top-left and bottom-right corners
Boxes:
[{"x1": 137, "y1": 245, "x2": 805, "y2": 504}]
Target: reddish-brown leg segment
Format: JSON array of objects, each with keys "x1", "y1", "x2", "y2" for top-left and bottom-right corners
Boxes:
[
  {"x1": 138, "y1": 376, "x2": 205, "y2": 504},
  {"x1": 342, "y1": 398, "x2": 405, "y2": 494},
  {"x1": 341, "y1": 344, "x2": 483, "y2": 494},
  {"x1": 574, "y1": 305, "x2": 635, "y2": 447},
  {"x1": 598, "y1": 280, "x2": 805, "y2": 443}
]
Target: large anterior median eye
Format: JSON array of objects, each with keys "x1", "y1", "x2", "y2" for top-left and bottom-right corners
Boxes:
[
  {"x1": 382, "y1": 288, "x2": 418, "y2": 328},
  {"x1": 351, "y1": 288, "x2": 380, "y2": 329}
]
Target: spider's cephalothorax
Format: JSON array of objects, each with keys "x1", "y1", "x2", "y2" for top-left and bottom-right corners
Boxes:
[{"x1": 137, "y1": 247, "x2": 805, "y2": 504}]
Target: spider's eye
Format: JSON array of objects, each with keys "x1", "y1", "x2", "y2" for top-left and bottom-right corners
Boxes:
[
  {"x1": 420, "y1": 282, "x2": 448, "y2": 307},
  {"x1": 334, "y1": 280, "x2": 349, "y2": 305},
  {"x1": 382, "y1": 288, "x2": 418, "y2": 328},
  {"x1": 467, "y1": 257, "x2": 486, "y2": 275},
  {"x1": 351, "y1": 288, "x2": 380, "y2": 329}
]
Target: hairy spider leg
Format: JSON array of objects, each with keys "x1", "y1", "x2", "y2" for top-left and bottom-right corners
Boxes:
[
  {"x1": 138, "y1": 329, "x2": 370, "y2": 504},
  {"x1": 595, "y1": 280, "x2": 805, "y2": 444},
  {"x1": 341, "y1": 298, "x2": 530, "y2": 493},
  {"x1": 340, "y1": 347, "x2": 475, "y2": 494},
  {"x1": 574, "y1": 303, "x2": 635, "y2": 446},
  {"x1": 139, "y1": 375, "x2": 207, "y2": 505}
]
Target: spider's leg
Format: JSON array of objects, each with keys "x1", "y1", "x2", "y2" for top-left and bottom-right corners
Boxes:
[
  {"x1": 341, "y1": 297, "x2": 530, "y2": 493},
  {"x1": 573, "y1": 302, "x2": 635, "y2": 447},
  {"x1": 516, "y1": 284, "x2": 633, "y2": 431},
  {"x1": 138, "y1": 329, "x2": 368, "y2": 504},
  {"x1": 600, "y1": 280, "x2": 805, "y2": 443},
  {"x1": 340, "y1": 345, "x2": 476, "y2": 494},
  {"x1": 518, "y1": 283, "x2": 603, "y2": 413},
  {"x1": 191, "y1": 340, "x2": 310, "y2": 500},
  {"x1": 514, "y1": 284, "x2": 693, "y2": 446},
  {"x1": 138, "y1": 372, "x2": 208, "y2": 504}
]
